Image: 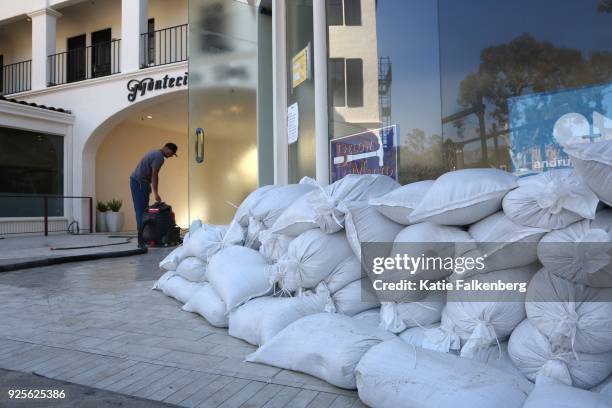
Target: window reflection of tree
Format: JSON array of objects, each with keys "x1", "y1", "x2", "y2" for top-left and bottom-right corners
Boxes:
[{"x1": 448, "y1": 33, "x2": 612, "y2": 171}]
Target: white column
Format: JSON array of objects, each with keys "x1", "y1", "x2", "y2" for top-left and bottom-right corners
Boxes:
[
  {"x1": 121, "y1": 0, "x2": 148, "y2": 73},
  {"x1": 313, "y1": 0, "x2": 329, "y2": 185},
  {"x1": 272, "y1": 0, "x2": 288, "y2": 185},
  {"x1": 28, "y1": 8, "x2": 61, "y2": 91}
]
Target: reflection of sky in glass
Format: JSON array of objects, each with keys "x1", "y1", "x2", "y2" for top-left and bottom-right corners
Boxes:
[{"x1": 376, "y1": 0, "x2": 441, "y2": 138}]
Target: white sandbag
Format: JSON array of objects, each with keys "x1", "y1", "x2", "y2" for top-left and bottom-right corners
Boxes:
[
  {"x1": 592, "y1": 376, "x2": 612, "y2": 396},
  {"x1": 443, "y1": 264, "x2": 538, "y2": 359},
  {"x1": 378, "y1": 290, "x2": 446, "y2": 333},
  {"x1": 152, "y1": 270, "x2": 174, "y2": 290},
  {"x1": 160, "y1": 275, "x2": 204, "y2": 304},
  {"x1": 508, "y1": 319, "x2": 612, "y2": 389},
  {"x1": 228, "y1": 285, "x2": 331, "y2": 346},
  {"x1": 271, "y1": 174, "x2": 399, "y2": 236},
  {"x1": 343, "y1": 201, "x2": 404, "y2": 259},
  {"x1": 525, "y1": 269, "x2": 612, "y2": 354},
  {"x1": 409, "y1": 168, "x2": 518, "y2": 225},
  {"x1": 502, "y1": 169, "x2": 599, "y2": 229},
  {"x1": 461, "y1": 211, "x2": 548, "y2": 276},
  {"x1": 246, "y1": 313, "x2": 395, "y2": 389},
  {"x1": 324, "y1": 256, "x2": 362, "y2": 294},
  {"x1": 258, "y1": 230, "x2": 292, "y2": 262},
  {"x1": 183, "y1": 224, "x2": 228, "y2": 260},
  {"x1": 174, "y1": 256, "x2": 207, "y2": 282},
  {"x1": 158, "y1": 246, "x2": 186, "y2": 271},
  {"x1": 368, "y1": 180, "x2": 434, "y2": 224},
  {"x1": 181, "y1": 283, "x2": 228, "y2": 328},
  {"x1": 206, "y1": 246, "x2": 272, "y2": 312},
  {"x1": 331, "y1": 279, "x2": 380, "y2": 316},
  {"x1": 234, "y1": 185, "x2": 278, "y2": 227},
  {"x1": 355, "y1": 339, "x2": 533, "y2": 408},
  {"x1": 524, "y1": 380, "x2": 612, "y2": 408},
  {"x1": 593, "y1": 208, "x2": 612, "y2": 232},
  {"x1": 565, "y1": 140, "x2": 612, "y2": 206},
  {"x1": 189, "y1": 219, "x2": 202, "y2": 235},
  {"x1": 271, "y1": 229, "x2": 354, "y2": 292},
  {"x1": 245, "y1": 183, "x2": 317, "y2": 247},
  {"x1": 537, "y1": 220, "x2": 612, "y2": 287},
  {"x1": 352, "y1": 308, "x2": 381, "y2": 328}
]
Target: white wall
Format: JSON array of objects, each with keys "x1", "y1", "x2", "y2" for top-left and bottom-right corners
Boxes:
[{"x1": 0, "y1": 19, "x2": 32, "y2": 64}]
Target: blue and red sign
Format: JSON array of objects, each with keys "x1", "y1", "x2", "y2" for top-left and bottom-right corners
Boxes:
[{"x1": 330, "y1": 125, "x2": 398, "y2": 182}]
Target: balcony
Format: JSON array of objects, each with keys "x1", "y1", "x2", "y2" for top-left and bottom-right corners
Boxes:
[
  {"x1": 47, "y1": 39, "x2": 121, "y2": 87},
  {"x1": 1, "y1": 60, "x2": 32, "y2": 95},
  {"x1": 140, "y1": 24, "x2": 188, "y2": 68}
]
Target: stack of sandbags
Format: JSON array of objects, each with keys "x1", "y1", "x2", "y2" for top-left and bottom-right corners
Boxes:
[
  {"x1": 564, "y1": 139, "x2": 612, "y2": 207},
  {"x1": 521, "y1": 377, "x2": 611, "y2": 408},
  {"x1": 246, "y1": 313, "x2": 395, "y2": 389}
]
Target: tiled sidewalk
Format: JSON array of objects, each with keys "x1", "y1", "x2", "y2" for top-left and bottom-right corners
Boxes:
[{"x1": 0, "y1": 249, "x2": 364, "y2": 408}]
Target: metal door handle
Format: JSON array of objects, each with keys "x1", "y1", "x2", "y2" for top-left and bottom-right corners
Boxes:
[{"x1": 195, "y1": 127, "x2": 204, "y2": 163}]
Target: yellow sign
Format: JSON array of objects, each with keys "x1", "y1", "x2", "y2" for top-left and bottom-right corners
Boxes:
[{"x1": 292, "y1": 43, "x2": 310, "y2": 89}]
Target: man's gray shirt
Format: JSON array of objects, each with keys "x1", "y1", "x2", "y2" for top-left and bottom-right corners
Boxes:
[{"x1": 131, "y1": 149, "x2": 165, "y2": 184}]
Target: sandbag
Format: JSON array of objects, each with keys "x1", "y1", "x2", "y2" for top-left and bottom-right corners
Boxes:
[
  {"x1": 442, "y1": 264, "x2": 538, "y2": 359},
  {"x1": 152, "y1": 271, "x2": 174, "y2": 290},
  {"x1": 409, "y1": 168, "x2": 518, "y2": 226},
  {"x1": 158, "y1": 246, "x2": 186, "y2": 271},
  {"x1": 593, "y1": 208, "x2": 612, "y2": 232},
  {"x1": 378, "y1": 290, "x2": 446, "y2": 333},
  {"x1": 182, "y1": 224, "x2": 229, "y2": 260},
  {"x1": 174, "y1": 256, "x2": 207, "y2": 282},
  {"x1": 181, "y1": 283, "x2": 228, "y2": 328},
  {"x1": 206, "y1": 246, "x2": 272, "y2": 312},
  {"x1": 228, "y1": 285, "x2": 331, "y2": 346},
  {"x1": 330, "y1": 279, "x2": 380, "y2": 316},
  {"x1": 352, "y1": 308, "x2": 381, "y2": 328},
  {"x1": 271, "y1": 229, "x2": 354, "y2": 292},
  {"x1": 537, "y1": 219, "x2": 612, "y2": 287},
  {"x1": 160, "y1": 275, "x2": 204, "y2": 304},
  {"x1": 258, "y1": 230, "x2": 292, "y2": 262},
  {"x1": 565, "y1": 140, "x2": 612, "y2": 206},
  {"x1": 355, "y1": 339, "x2": 533, "y2": 408},
  {"x1": 369, "y1": 180, "x2": 434, "y2": 225},
  {"x1": 234, "y1": 185, "x2": 278, "y2": 227},
  {"x1": 246, "y1": 313, "x2": 395, "y2": 389},
  {"x1": 324, "y1": 256, "x2": 362, "y2": 294},
  {"x1": 271, "y1": 174, "x2": 399, "y2": 235},
  {"x1": 461, "y1": 211, "x2": 548, "y2": 275},
  {"x1": 525, "y1": 269, "x2": 612, "y2": 354},
  {"x1": 523, "y1": 380, "x2": 612, "y2": 408},
  {"x1": 343, "y1": 201, "x2": 404, "y2": 259},
  {"x1": 502, "y1": 169, "x2": 599, "y2": 229},
  {"x1": 592, "y1": 376, "x2": 612, "y2": 396},
  {"x1": 245, "y1": 184, "x2": 317, "y2": 247},
  {"x1": 508, "y1": 319, "x2": 612, "y2": 389}
]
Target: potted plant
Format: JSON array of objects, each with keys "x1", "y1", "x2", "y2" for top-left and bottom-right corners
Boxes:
[
  {"x1": 96, "y1": 201, "x2": 108, "y2": 232},
  {"x1": 105, "y1": 198, "x2": 124, "y2": 232}
]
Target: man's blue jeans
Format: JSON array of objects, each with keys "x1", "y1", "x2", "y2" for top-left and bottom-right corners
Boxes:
[{"x1": 130, "y1": 177, "x2": 150, "y2": 243}]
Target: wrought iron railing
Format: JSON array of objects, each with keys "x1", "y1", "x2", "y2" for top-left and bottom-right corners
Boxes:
[
  {"x1": 47, "y1": 39, "x2": 121, "y2": 86},
  {"x1": 140, "y1": 24, "x2": 188, "y2": 68},
  {"x1": 1, "y1": 60, "x2": 32, "y2": 95}
]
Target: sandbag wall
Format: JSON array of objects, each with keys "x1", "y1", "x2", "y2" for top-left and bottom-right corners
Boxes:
[{"x1": 151, "y1": 139, "x2": 612, "y2": 408}]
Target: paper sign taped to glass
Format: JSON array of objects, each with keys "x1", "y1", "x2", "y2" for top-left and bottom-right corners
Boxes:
[
  {"x1": 508, "y1": 82, "x2": 612, "y2": 176},
  {"x1": 292, "y1": 43, "x2": 311, "y2": 89},
  {"x1": 330, "y1": 125, "x2": 398, "y2": 182}
]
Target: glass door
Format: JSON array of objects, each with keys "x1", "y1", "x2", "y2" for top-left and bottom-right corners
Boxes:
[{"x1": 188, "y1": 0, "x2": 261, "y2": 225}]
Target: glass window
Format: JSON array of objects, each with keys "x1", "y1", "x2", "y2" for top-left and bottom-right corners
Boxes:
[
  {"x1": 344, "y1": 0, "x2": 362, "y2": 26},
  {"x1": 346, "y1": 58, "x2": 363, "y2": 107},
  {"x1": 329, "y1": 58, "x2": 346, "y2": 106},
  {"x1": 327, "y1": 0, "x2": 344, "y2": 26},
  {"x1": 0, "y1": 127, "x2": 63, "y2": 217}
]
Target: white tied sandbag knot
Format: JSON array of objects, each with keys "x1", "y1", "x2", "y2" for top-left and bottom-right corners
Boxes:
[
  {"x1": 538, "y1": 352, "x2": 573, "y2": 386},
  {"x1": 245, "y1": 215, "x2": 265, "y2": 247},
  {"x1": 379, "y1": 302, "x2": 404, "y2": 333},
  {"x1": 574, "y1": 228, "x2": 612, "y2": 275},
  {"x1": 551, "y1": 309, "x2": 580, "y2": 358},
  {"x1": 270, "y1": 259, "x2": 303, "y2": 293},
  {"x1": 460, "y1": 319, "x2": 501, "y2": 360},
  {"x1": 536, "y1": 179, "x2": 581, "y2": 214},
  {"x1": 422, "y1": 325, "x2": 461, "y2": 353},
  {"x1": 307, "y1": 187, "x2": 344, "y2": 233}
]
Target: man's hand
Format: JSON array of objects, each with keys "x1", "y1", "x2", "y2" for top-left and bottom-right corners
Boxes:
[{"x1": 155, "y1": 193, "x2": 162, "y2": 202}]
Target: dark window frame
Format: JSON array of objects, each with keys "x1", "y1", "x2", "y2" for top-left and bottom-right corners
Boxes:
[
  {"x1": 346, "y1": 58, "x2": 364, "y2": 107},
  {"x1": 329, "y1": 57, "x2": 346, "y2": 107},
  {"x1": 326, "y1": 0, "x2": 362, "y2": 26},
  {"x1": 147, "y1": 18, "x2": 155, "y2": 65}
]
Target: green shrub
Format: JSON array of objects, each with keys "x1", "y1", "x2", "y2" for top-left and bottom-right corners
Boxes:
[
  {"x1": 107, "y1": 199, "x2": 123, "y2": 212},
  {"x1": 96, "y1": 201, "x2": 108, "y2": 212}
]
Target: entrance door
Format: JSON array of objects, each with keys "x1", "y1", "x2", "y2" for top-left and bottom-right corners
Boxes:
[
  {"x1": 91, "y1": 28, "x2": 112, "y2": 78},
  {"x1": 67, "y1": 34, "x2": 86, "y2": 83},
  {"x1": 188, "y1": 0, "x2": 271, "y2": 225}
]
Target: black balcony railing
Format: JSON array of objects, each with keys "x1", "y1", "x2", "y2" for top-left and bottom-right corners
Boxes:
[
  {"x1": 47, "y1": 39, "x2": 121, "y2": 86},
  {"x1": 141, "y1": 24, "x2": 188, "y2": 68},
  {"x1": 1, "y1": 60, "x2": 32, "y2": 95}
]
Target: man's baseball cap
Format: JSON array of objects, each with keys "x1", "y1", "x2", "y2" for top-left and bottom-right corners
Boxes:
[{"x1": 165, "y1": 142, "x2": 178, "y2": 157}]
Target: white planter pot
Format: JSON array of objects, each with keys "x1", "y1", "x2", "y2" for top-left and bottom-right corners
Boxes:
[
  {"x1": 106, "y1": 211, "x2": 124, "y2": 233},
  {"x1": 96, "y1": 211, "x2": 108, "y2": 233}
]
